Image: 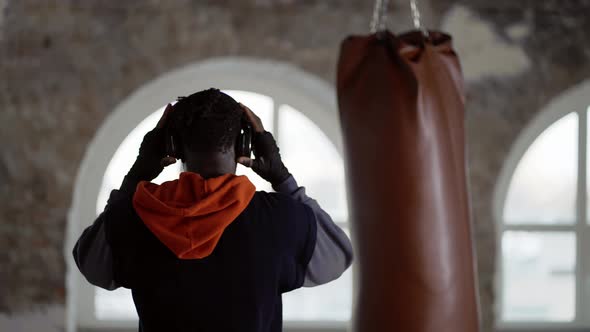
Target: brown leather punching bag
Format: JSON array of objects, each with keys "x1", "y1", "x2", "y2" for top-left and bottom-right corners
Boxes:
[{"x1": 337, "y1": 30, "x2": 480, "y2": 332}]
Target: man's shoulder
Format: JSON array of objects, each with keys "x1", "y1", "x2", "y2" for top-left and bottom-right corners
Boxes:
[
  {"x1": 250, "y1": 191, "x2": 312, "y2": 218},
  {"x1": 248, "y1": 191, "x2": 316, "y2": 253}
]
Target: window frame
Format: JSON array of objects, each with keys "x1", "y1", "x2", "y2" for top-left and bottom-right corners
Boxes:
[
  {"x1": 494, "y1": 80, "x2": 590, "y2": 331},
  {"x1": 65, "y1": 57, "x2": 350, "y2": 332}
]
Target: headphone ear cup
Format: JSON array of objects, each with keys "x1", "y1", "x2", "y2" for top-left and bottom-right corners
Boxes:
[
  {"x1": 236, "y1": 124, "x2": 252, "y2": 159},
  {"x1": 244, "y1": 125, "x2": 252, "y2": 158}
]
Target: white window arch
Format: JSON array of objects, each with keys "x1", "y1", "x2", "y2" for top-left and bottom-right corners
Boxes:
[
  {"x1": 65, "y1": 58, "x2": 351, "y2": 332},
  {"x1": 495, "y1": 79, "x2": 590, "y2": 330}
]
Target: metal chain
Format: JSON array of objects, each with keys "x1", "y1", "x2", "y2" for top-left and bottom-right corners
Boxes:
[
  {"x1": 371, "y1": 0, "x2": 428, "y2": 36},
  {"x1": 410, "y1": 0, "x2": 429, "y2": 37},
  {"x1": 370, "y1": 0, "x2": 390, "y2": 33}
]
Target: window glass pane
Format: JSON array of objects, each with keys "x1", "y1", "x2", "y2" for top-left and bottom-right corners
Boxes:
[
  {"x1": 278, "y1": 104, "x2": 348, "y2": 222},
  {"x1": 95, "y1": 288, "x2": 136, "y2": 320},
  {"x1": 501, "y1": 231, "x2": 575, "y2": 322},
  {"x1": 503, "y1": 113, "x2": 578, "y2": 224},
  {"x1": 224, "y1": 90, "x2": 274, "y2": 192}
]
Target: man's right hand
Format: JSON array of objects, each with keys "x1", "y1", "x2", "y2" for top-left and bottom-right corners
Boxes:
[{"x1": 237, "y1": 103, "x2": 291, "y2": 186}]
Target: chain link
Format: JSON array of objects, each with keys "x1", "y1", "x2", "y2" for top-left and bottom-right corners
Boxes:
[
  {"x1": 370, "y1": 0, "x2": 390, "y2": 33},
  {"x1": 371, "y1": 0, "x2": 428, "y2": 36},
  {"x1": 410, "y1": 0, "x2": 429, "y2": 37}
]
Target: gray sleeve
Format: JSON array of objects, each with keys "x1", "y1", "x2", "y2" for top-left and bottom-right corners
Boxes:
[
  {"x1": 274, "y1": 175, "x2": 353, "y2": 287},
  {"x1": 72, "y1": 191, "x2": 120, "y2": 291}
]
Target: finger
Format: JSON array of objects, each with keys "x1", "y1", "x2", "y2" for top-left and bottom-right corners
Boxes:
[
  {"x1": 157, "y1": 104, "x2": 173, "y2": 128},
  {"x1": 160, "y1": 156, "x2": 177, "y2": 168},
  {"x1": 237, "y1": 156, "x2": 254, "y2": 168},
  {"x1": 239, "y1": 103, "x2": 257, "y2": 122},
  {"x1": 239, "y1": 103, "x2": 264, "y2": 133}
]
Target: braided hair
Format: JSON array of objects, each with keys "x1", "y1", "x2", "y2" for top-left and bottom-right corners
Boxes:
[{"x1": 169, "y1": 88, "x2": 242, "y2": 156}]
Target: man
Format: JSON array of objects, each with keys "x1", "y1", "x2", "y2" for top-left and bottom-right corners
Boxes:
[{"x1": 73, "y1": 88, "x2": 353, "y2": 332}]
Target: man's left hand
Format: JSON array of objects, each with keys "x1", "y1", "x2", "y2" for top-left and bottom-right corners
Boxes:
[{"x1": 122, "y1": 104, "x2": 176, "y2": 191}]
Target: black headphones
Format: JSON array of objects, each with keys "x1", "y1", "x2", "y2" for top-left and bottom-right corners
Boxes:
[{"x1": 236, "y1": 115, "x2": 253, "y2": 159}]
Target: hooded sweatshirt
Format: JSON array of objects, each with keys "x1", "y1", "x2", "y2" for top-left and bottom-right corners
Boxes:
[
  {"x1": 132, "y1": 172, "x2": 256, "y2": 259},
  {"x1": 73, "y1": 172, "x2": 353, "y2": 332}
]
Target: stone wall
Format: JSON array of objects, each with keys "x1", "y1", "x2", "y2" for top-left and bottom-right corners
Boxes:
[{"x1": 1, "y1": 0, "x2": 589, "y2": 331}]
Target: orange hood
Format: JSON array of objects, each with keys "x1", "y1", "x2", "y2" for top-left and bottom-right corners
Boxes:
[{"x1": 132, "y1": 172, "x2": 256, "y2": 259}]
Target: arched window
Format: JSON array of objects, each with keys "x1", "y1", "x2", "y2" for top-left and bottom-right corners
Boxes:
[
  {"x1": 495, "y1": 80, "x2": 590, "y2": 329},
  {"x1": 66, "y1": 58, "x2": 351, "y2": 331}
]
